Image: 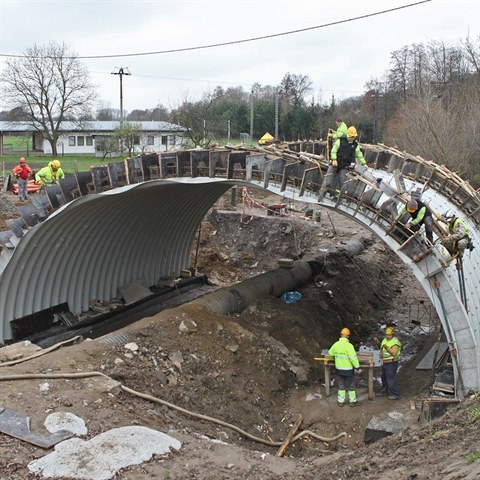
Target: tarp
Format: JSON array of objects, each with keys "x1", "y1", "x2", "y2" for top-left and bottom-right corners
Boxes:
[{"x1": 258, "y1": 132, "x2": 274, "y2": 145}]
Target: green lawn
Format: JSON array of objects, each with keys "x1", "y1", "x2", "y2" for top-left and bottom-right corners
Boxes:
[
  {"x1": 1, "y1": 135, "x2": 129, "y2": 177},
  {"x1": 0, "y1": 154, "x2": 110, "y2": 178}
]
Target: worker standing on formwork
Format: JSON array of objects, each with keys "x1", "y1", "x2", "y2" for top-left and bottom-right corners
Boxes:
[
  {"x1": 319, "y1": 126, "x2": 366, "y2": 200},
  {"x1": 330, "y1": 118, "x2": 348, "y2": 141},
  {"x1": 328, "y1": 327, "x2": 361, "y2": 407}
]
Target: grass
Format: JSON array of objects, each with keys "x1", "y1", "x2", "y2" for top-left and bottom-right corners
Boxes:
[
  {"x1": 466, "y1": 404, "x2": 480, "y2": 422},
  {"x1": 0, "y1": 154, "x2": 109, "y2": 177},
  {"x1": 427, "y1": 429, "x2": 450, "y2": 441},
  {"x1": 466, "y1": 452, "x2": 480, "y2": 463},
  {"x1": 1, "y1": 135, "x2": 134, "y2": 178}
]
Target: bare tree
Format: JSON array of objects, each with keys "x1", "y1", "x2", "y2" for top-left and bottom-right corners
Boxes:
[
  {"x1": 0, "y1": 42, "x2": 97, "y2": 156},
  {"x1": 279, "y1": 73, "x2": 312, "y2": 107},
  {"x1": 171, "y1": 91, "x2": 223, "y2": 147},
  {"x1": 462, "y1": 35, "x2": 480, "y2": 74}
]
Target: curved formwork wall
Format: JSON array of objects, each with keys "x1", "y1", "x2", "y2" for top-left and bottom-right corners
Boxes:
[{"x1": 0, "y1": 179, "x2": 239, "y2": 341}]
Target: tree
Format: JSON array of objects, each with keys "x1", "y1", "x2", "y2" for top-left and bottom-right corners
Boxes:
[
  {"x1": 0, "y1": 42, "x2": 97, "y2": 156},
  {"x1": 96, "y1": 136, "x2": 120, "y2": 160},
  {"x1": 171, "y1": 91, "x2": 223, "y2": 147},
  {"x1": 96, "y1": 104, "x2": 121, "y2": 121},
  {"x1": 114, "y1": 122, "x2": 141, "y2": 157},
  {"x1": 279, "y1": 73, "x2": 312, "y2": 107}
]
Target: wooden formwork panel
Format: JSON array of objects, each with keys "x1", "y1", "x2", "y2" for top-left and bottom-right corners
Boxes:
[
  {"x1": 108, "y1": 162, "x2": 127, "y2": 188},
  {"x1": 59, "y1": 175, "x2": 81, "y2": 203},
  {"x1": 176, "y1": 151, "x2": 191, "y2": 178},
  {"x1": 281, "y1": 163, "x2": 305, "y2": 192},
  {"x1": 401, "y1": 159, "x2": 418, "y2": 178},
  {"x1": 299, "y1": 167, "x2": 322, "y2": 196},
  {"x1": 191, "y1": 150, "x2": 209, "y2": 177},
  {"x1": 159, "y1": 153, "x2": 177, "y2": 178},
  {"x1": 126, "y1": 158, "x2": 144, "y2": 183},
  {"x1": 313, "y1": 143, "x2": 324, "y2": 156},
  {"x1": 364, "y1": 149, "x2": 378, "y2": 165},
  {"x1": 375, "y1": 151, "x2": 392, "y2": 169},
  {"x1": 209, "y1": 150, "x2": 229, "y2": 177},
  {"x1": 44, "y1": 184, "x2": 65, "y2": 209}
]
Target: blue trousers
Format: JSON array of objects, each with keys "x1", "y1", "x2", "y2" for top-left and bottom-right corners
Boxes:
[{"x1": 382, "y1": 361, "x2": 399, "y2": 397}]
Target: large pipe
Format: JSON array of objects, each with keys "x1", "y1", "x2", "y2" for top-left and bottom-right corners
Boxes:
[{"x1": 192, "y1": 240, "x2": 367, "y2": 316}]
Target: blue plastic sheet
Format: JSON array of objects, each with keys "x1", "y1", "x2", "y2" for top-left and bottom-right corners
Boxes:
[{"x1": 281, "y1": 291, "x2": 302, "y2": 304}]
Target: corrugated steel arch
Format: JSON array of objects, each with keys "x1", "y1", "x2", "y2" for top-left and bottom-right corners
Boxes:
[{"x1": 0, "y1": 179, "x2": 247, "y2": 341}]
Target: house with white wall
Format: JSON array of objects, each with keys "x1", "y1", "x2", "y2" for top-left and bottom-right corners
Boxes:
[{"x1": 0, "y1": 120, "x2": 187, "y2": 155}]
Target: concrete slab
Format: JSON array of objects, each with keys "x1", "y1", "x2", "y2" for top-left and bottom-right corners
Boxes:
[{"x1": 28, "y1": 426, "x2": 181, "y2": 480}]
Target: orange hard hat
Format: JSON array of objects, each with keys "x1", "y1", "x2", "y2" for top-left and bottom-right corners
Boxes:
[{"x1": 341, "y1": 327, "x2": 351, "y2": 336}]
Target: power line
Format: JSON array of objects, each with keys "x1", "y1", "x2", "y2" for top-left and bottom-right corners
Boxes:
[{"x1": 0, "y1": 1, "x2": 431, "y2": 60}]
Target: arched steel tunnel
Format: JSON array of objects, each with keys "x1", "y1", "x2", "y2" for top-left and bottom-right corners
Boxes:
[{"x1": 0, "y1": 144, "x2": 479, "y2": 396}]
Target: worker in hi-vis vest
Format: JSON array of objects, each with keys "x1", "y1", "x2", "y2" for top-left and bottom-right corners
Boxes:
[
  {"x1": 328, "y1": 327, "x2": 361, "y2": 407},
  {"x1": 374, "y1": 327, "x2": 401, "y2": 400}
]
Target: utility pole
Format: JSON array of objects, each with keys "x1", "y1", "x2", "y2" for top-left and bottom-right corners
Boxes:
[
  {"x1": 250, "y1": 89, "x2": 254, "y2": 141},
  {"x1": 274, "y1": 90, "x2": 279, "y2": 140},
  {"x1": 371, "y1": 89, "x2": 383, "y2": 144},
  {"x1": 111, "y1": 67, "x2": 131, "y2": 123}
]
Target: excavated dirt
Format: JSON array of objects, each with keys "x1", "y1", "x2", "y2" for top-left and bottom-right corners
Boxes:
[{"x1": 0, "y1": 189, "x2": 479, "y2": 479}]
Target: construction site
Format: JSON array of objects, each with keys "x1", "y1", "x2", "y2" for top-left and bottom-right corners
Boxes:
[{"x1": 0, "y1": 140, "x2": 479, "y2": 480}]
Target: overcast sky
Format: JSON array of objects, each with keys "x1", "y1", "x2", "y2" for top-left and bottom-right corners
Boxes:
[{"x1": 1, "y1": 0, "x2": 479, "y2": 113}]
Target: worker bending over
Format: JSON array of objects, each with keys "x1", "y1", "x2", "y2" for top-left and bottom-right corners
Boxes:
[
  {"x1": 35, "y1": 160, "x2": 65, "y2": 185},
  {"x1": 441, "y1": 211, "x2": 473, "y2": 258},
  {"x1": 328, "y1": 327, "x2": 360, "y2": 407},
  {"x1": 396, "y1": 198, "x2": 434, "y2": 244}
]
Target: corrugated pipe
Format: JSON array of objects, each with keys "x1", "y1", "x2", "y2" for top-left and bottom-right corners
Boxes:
[
  {"x1": 192, "y1": 260, "x2": 312, "y2": 315},
  {"x1": 192, "y1": 240, "x2": 366, "y2": 316}
]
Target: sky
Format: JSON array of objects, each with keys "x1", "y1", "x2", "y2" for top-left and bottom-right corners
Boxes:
[{"x1": 0, "y1": 0, "x2": 479, "y2": 114}]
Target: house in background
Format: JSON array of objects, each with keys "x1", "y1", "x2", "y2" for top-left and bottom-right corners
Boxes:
[{"x1": 0, "y1": 121, "x2": 187, "y2": 155}]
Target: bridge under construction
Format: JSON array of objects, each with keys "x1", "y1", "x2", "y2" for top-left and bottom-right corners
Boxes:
[{"x1": 0, "y1": 141, "x2": 478, "y2": 396}]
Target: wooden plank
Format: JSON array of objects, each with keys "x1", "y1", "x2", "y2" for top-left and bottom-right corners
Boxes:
[{"x1": 276, "y1": 415, "x2": 302, "y2": 457}]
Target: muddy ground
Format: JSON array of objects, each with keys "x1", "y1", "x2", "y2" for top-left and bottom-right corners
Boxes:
[{"x1": 0, "y1": 189, "x2": 479, "y2": 479}]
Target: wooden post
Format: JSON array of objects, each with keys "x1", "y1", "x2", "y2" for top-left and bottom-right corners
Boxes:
[
  {"x1": 368, "y1": 359, "x2": 375, "y2": 401},
  {"x1": 324, "y1": 361, "x2": 331, "y2": 397},
  {"x1": 276, "y1": 415, "x2": 303, "y2": 457}
]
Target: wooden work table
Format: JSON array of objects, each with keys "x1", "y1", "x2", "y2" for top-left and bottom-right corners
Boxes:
[{"x1": 314, "y1": 352, "x2": 375, "y2": 401}]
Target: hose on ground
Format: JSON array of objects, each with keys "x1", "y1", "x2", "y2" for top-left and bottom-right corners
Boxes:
[
  {"x1": 0, "y1": 336, "x2": 82, "y2": 367},
  {"x1": 0, "y1": 371, "x2": 347, "y2": 448}
]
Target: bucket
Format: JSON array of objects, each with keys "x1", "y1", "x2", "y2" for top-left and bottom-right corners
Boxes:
[{"x1": 315, "y1": 211, "x2": 322, "y2": 222}]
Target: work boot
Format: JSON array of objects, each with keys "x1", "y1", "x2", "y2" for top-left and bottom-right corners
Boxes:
[
  {"x1": 349, "y1": 401, "x2": 360, "y2": 407},
  {"x1": 337, "y1": 402, "x2": 345, "y2": 407},
  {"x1": 388, "y1": 395, "x2": 399, "y2": 400}
]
